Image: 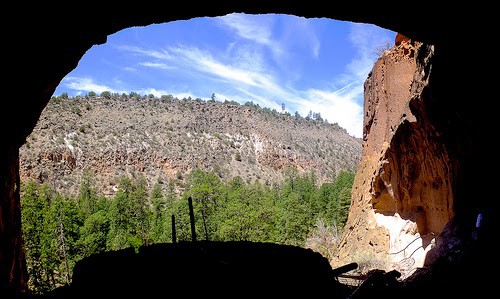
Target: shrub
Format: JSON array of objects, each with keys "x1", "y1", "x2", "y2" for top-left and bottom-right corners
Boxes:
[
  {"x1": 348, "y1": 250, "x2": 389, "y2": 274},
  {"x1": 305, "y1": 218, "x2": 341, "y2": 260},
  {"x1": 101, "y1": 91, "x2": 112, "y2": 99},
  {"x1": 71, "y1": 106, "x2": 82, "y2": 116}
]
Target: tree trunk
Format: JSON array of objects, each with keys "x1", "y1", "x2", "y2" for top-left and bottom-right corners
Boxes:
[{"x1": 58, "y1": 214, "x2": 71, "y2": 285}]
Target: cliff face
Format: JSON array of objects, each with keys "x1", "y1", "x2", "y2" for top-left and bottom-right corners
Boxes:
[
  {"x1": 333, "y1": 39, "x2": 454, "y2": 278},
  {"x1": 19, "y1": 97, "x2": 361, "y2": 197}
]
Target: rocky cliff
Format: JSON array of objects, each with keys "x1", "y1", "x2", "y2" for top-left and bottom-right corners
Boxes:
[
  {"x1": 19, "y1": 96, "x2": 361, "y2": 197},
  {"x1": 332, "y1": 38, "x2": 454, "y2": 278}
]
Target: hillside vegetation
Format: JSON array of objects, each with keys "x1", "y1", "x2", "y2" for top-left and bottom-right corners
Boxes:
[
  {"x1": 20, "y1": 93, "x2": 362, "y2": 197},
  {"x1": 19, "y1": 92, "x2": 362, "y2": 294},
  {"x1": 21, "y1": 168, "x2": 355, "y2": 293}
]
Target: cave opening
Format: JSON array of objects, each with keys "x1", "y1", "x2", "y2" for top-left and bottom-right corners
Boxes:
[
  {"x1": 17, "y1": 14, "x2": 395, "y2": 296},
  {"x1": 2, "y1": 5, "x2": 497, "y2": 299}
]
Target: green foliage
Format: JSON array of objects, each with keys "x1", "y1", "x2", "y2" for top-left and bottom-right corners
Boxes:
[
  {"x1": 71, "y1": 106, "x2": 82, "y2": 116},
  {"x1": 216, "y1": 178, "x2": 277, "y2": 242},
  {"x1": 324, "y1": 171, "x2": 355, "y2": 226},
  {"x1": 149, "y1": 183, "x2": 165, "y2": 243},
  {"x1": 234, "y1": 152, "x2": 242, "y2": 162},
  {"x1": 77, "y1": 171, "x2": 98, "y2": 218},
  {"x1": 21, "y1": 180, "x2": 52, "y2": 293},
  {"x1": 78, "y1": 210, "x2": 110, "y2": 257},
  {"x1": 183, "y1": 169, "x2": 222, "y2": 241},
  {"x1": 100, "y1": 91, "x2": 112, "y2": 99},
  {"x1": 20, "y1": 168, "x2": 355, "y2": 294}
]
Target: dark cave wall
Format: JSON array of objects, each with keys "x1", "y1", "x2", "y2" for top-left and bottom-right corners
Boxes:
[{"x1": 1, "y1": 3, "x2": 495, "y2": 292}]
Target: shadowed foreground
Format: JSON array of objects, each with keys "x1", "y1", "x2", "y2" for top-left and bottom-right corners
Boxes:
[{"x1": 42, "y1": 241, "x2": 353, "y2": 298}]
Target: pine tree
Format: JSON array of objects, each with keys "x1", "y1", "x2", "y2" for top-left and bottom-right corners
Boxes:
[
  {"x1": 77, "y1": 170, "x2": 98, "y2": 219},
  {"x1": 79, "y1": 210, "x2": 110, "y2": 258},
  {"x1": 184, "y1": 169, "x2": 222, "y2": 241},
  {"x1": 149, "y1": 183, "x2": 165, "y2": 243}
]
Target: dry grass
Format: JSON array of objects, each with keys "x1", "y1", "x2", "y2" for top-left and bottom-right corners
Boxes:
[
  {"x1": 305, "y1": 218, "x2": 341, "y2": 260},
  {"x1": 347, "y1": 250, "x2": 390, "y2": 274}
]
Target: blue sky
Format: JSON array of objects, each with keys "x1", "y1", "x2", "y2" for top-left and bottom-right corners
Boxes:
[{"x1": 54, "y1": 14, "x2": 395, "y2": 138}]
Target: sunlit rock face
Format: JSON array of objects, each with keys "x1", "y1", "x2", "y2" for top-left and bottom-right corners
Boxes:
[{"x1": 332, "y1": 38, "x2": 453, "y2": 276}]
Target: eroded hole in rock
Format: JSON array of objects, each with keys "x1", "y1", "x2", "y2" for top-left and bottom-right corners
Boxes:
[
  {"x1": 16, "y1": 15, "x2": 398, "y2": 297},
  {"x1": 5, "y1": 9, "x2": 496, "y2": 299}
]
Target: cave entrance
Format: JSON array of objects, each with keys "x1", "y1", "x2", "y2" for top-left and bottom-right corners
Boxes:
[{"x1": 17, "y1": 14, "x2": 395, "y2": 294}]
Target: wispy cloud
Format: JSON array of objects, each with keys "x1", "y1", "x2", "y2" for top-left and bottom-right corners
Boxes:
[
  {"x1": 347, "y1": 23, "x2": 389, "y2": 82},
  {"x1": 282, "y1": 16, "x2": 321, "y2": 59},
  {"x1": 218, "y1": 13, "x2": 284, "y2": 60},
  {"x1": 117, "y1": 45, "x2": 172, "y2": 60},
  {"x1": 88, "y1": 19, "x2": 392, "y2": 138},
  {"x1": 169, "y1": 45, "x2": 286, "y2": 97},
  {"x1": 301, "y1": 89, "x2": 363, "y2": 138},
  {"x1": 64, "y1": 77, "x2": 118, "y2": 94},
  {"x1": 116, "y1": 41, "x2": 364, "y2": 137},
  {"x1": 138, "y1": 88, "x2": 200, "y2": 100},
  {"x1": 123, "y1": 66, "x2": 137, "y2": 72},
  {"x1": 285, "y1": 24, "x2": 391, "y2": 138},
  {"x1": 139, "y1": 62, "x2": 176, "y2": 70}
]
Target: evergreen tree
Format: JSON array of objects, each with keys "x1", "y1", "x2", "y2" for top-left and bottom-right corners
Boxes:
[
  {"x1": 325, "y1": 171, "x2": 355, "y2": 226},
  {"x1": 21, "y1": 180, "x2": 50, "y2": 292},
  {"x1": 49, "y1": 194, "x2": 81, "y2": 286},
  {"x1": 129, "y1": 175, "x2": 151, "y2": 245},
  {"x1": 78, "y1": 210, "x2": 110, "y2": 258},
  {"x1": 107, "y1": 178, "x2": 140, "y2": 250},
  {"x1": 183, "y1": 169, "x2": 222, "y2": 241},
  {"x1": 20, "y1": 168, "x2": 356, "y2": 294},
  {"x1": 77, "y1": 170, "x2": 98, "y2": 219},
  {"x1": 149, "y1": 183, "x2": 165, "y2": 243},
  {"x1": 276, "y1": 192, "x2": 311, "y2": 246}
]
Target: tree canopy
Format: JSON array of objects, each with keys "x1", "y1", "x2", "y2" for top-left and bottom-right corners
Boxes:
[{"x1": 20, "y1": 168, "x2": 354, "y2": 294}]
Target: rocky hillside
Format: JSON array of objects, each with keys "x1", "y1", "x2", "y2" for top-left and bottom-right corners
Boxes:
[{"x1": 20, "y1": 94, "x2": 361, "y2": 197}]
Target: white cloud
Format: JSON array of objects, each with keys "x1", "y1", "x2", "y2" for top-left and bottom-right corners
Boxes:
[
  {"x1": 165, "y1": 44, "x2": 363, "y2": 137},
  {"x1": 302, "y1": 89, "x2": 363, "y2": 138},
  {"x1": 282, "y1": 23, "x2": 394, "y2": 138},
  {"x1": 312, "y1": 43, "x2": 320, "y2": 59},
  {"x1": 218, "y1": 13, "x2": 284, "y2": 60},
  {"x1": 169, "y1": 46, "x2": 286, "y2": 97},
  {"x1": 137, "y1": 88, "x2": 201, "y2": 100},
  {"x1": 106, "y1": 20, "x2": 393, "y2": 139},
  {"x1": 117, "y1": 45, "x2": 172, "y2": 60},
  {"x1": 139, "y1": 62, "x2": 176, "y2": 70},
  {"x1": 123, "y1": 66, "x2": 137, "y2": 72},
  {"x1": 347, "y1": 23, "x2": 391, "y2": 83},
  {"x1": 64, "y1": 77, "x2": 118, "y2": 94},
  {"x1": 283, "y1": 16, "x2": 321, "y2": 59},
  {"x1": 138, "y1": 88, "x2": 170, "y2": 97}
]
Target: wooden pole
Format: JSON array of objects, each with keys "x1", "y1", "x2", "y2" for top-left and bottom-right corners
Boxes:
[
  {"x1": 188, "y1": 197, "x2": 196, "y2": 242},
  {"x1": 171, "y1": 214, "x2": 177, "y2": 244}
]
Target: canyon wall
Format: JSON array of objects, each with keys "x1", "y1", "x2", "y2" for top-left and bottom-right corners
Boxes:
[
  {"x1": 3, "y1": 5, "x2": 495, "y2": 293},
  {"x1": 333, "y1": 38, "x2": 454, "y2": 278}
]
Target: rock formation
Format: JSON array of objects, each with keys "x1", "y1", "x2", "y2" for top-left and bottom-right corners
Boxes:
[
  {"x1": 332, "y1": 38, "x2": 454, "y2": 278},
  {"x1": 2, "y1": 4, "x2": 497, "y2": 295},
  {"x1": 19, "y1": 96, "x2": 361, "y2": 198}
]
